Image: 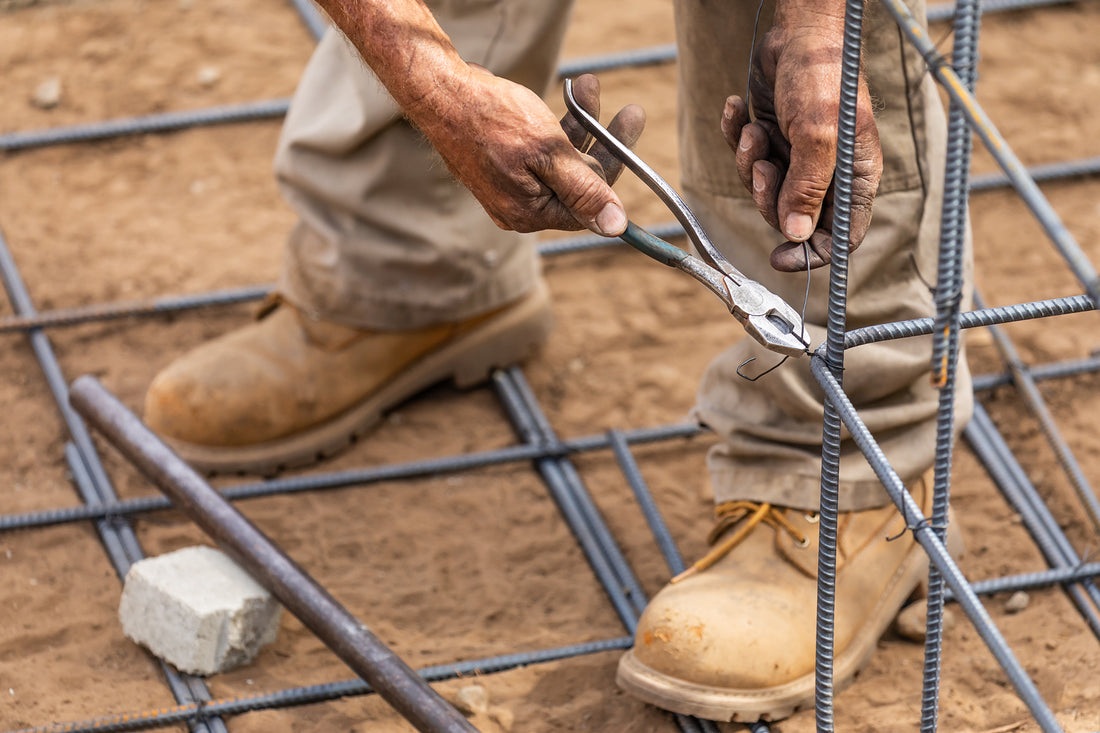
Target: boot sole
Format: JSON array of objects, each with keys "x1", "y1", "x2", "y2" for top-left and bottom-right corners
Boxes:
[
  {"x1": 616, "y1": 516, "x2": 964, "y2": 723},
  {"x1": 161, "y1": 283, "x2": 553, "y2": 475}
]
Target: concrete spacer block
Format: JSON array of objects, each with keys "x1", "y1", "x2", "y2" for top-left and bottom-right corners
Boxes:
[{"x1": 119, "y1": 545, "x2": 282, "y2": 676}]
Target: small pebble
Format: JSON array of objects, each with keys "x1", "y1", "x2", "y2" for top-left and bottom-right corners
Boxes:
[
  {"x1": 452, "y1": 684, "x2": 490, "y2": 716},
  {"x1": 1004, "y1": 590, "x2": 1030, "y2": 613},
  {"x1": 196, "y1": 66, "x2": 221, "y2": 87},
  {"x1": 895, "y1": 602, "x2": 957, "y2": 643},
  {"x1": 31, "y1": 77, "x2": 62, "y2": 109}
]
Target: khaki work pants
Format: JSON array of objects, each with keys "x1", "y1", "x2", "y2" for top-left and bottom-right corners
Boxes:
[{"x1": 274, "y1": 0, "x2": 972, "y2": 512}]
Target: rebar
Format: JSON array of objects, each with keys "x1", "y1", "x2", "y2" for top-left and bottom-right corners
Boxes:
[
  {"x1": 921, "y1": 0, "x2": 982, "y2": 726},
  {"x1": 811, "y1": 357, "x2": 1064, "y2": 733},
  {"x1": 70, "y1": 376, "x2": 478, "y2": 733},
  {"x1": 491, "y1": 368, "x2": 736, "y2": 733},
  {"x1": 974, "y1": 293, "x2": 1100, "y2": 534},
  {"x1": 844, "y1": 294, "x2": 1095, "y2": 348},
  {"x1": 811, "y1": 0, "x2": 867, "y2": 727},
  {"x1": 956, "y1": 562, "x2": 1100, "y2": 599},
  {"x1": 607, "y1": 429, "x2": 686, "y2": 576},
  {"x1": 972, "y1": 351, "x2": 1100, "y2": 391},
  {"x1": 969, "y1": 154, "x2": 1100, "y2": 191},
  {"x1": 4, "y1": 635, "x2": 635, "y2": 733},
  {"x1": 879, "y1": 0, "x2": 1100, "y2": 309},
  {"x1": 0, "y1": 99, "x2": 293, "y2": 153},
  {"x1": 964, "y1": 406, "x2": 1100, "y2": 639},
  {"x1": 0, "y1": 422, "x2": 701, "y2": 532}
]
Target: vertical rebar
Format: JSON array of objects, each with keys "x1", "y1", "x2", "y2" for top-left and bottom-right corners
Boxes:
[
  {"x1": 814, "y1": 0, "x2": 866, "y2": 728},
  {"x1": 878, "y1": 0, "x2": 1100, "y2": 310},
  {"x1": 921, "y1": 0, "x2": 982, "y2": 728},
  {"x1": 812, "y1": 359, "x2": 1064, "y2": 733}
]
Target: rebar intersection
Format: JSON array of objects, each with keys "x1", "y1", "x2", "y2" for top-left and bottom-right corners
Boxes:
[{"x1": 1, "y1": 1, "x2": 1099, "y2": 732}]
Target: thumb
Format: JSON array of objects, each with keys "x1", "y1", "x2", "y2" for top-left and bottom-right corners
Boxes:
[
  {"x1": 777, "y1": 127, "x2": 834, "y2": 242},
  {"x1": 540, "y1": 153, "x2": 628, "y2": 236}
]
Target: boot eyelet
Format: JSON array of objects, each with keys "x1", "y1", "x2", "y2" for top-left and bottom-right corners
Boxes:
[
  {"x1": 803, "y1": 512, "x2": 819, "y2": 524},
  {"x1": 796, "y1": 536, "x2": 811, "y2": 549}
]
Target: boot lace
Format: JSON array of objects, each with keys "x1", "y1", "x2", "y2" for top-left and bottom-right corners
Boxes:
[{"x1": 672, "y1": 501, "x2": 808, "y2": 583}]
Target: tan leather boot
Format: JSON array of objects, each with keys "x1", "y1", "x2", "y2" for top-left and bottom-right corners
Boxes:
[
  {"x1": 144, "y1": 281, "x2": 552, "y2": 474},
  {"x1": 617, "y1": 471, "x2": 959, "y2": 722}
]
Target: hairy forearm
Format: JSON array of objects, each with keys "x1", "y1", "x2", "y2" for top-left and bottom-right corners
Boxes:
[{"x1": 312, "y1": 0, "x2": 472, "y2": 122}]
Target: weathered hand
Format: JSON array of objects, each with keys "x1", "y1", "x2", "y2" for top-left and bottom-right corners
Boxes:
[
  {"x1": 411, "y1": 71, "x2": 645, "y2": 237},
  {"x1": 721, "y1": 22, "x2": 882, "y2": 271}
]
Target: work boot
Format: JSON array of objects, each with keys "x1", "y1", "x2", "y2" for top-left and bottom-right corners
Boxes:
[
  {"x1": 144, "y1": 281, "x2": 552, "y2": 474},
  {"x1": 617, "y1": 471, "x2": 960, "y2": 722}
]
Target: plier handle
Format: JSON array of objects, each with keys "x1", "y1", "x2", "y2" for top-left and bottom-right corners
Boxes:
[{"x1": 564, "y1": 79, "x2": 810, "y2": 358}]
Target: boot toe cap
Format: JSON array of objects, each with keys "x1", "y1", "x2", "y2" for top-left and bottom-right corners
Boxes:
[{"x1": 631, "y1": 576, "x2": 817, "y2": 690}]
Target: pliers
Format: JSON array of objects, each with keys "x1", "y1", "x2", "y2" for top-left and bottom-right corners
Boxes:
[{"x1": 563, "y1": 79, "x2": 810, "y2": 358}]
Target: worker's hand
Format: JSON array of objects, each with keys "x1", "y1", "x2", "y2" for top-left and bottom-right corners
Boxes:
[
  {"x1": 411, "y1": 71, "x2": 646, "y2": 237},
  {"x1": 721, "y1": 19, "x2": 882, "y2": 271}
]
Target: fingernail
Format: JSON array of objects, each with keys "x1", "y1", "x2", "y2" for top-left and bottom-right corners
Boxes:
[
  {"x1": 752, "y1": 169, "x2": 765, "y2": 192},
  {"x1": 594, "y1": 202, "x2": 627, "y2": 236},
  {"x1": 785, "y1": 213, "x2": 813, "y2": 241}
]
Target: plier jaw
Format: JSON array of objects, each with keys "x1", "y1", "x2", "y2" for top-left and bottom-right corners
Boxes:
[{"x1": 564, "y1": 79, "x2": 810, "y2": 359}]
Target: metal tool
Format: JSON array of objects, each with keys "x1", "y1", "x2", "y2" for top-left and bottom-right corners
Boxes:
[{"x1": 563, "y1": 78, "x2": 810, "y2": 358}]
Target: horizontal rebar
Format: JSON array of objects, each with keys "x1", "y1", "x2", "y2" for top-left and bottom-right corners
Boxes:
[
  {"x1": 970, "y1": 154, "x2": 1100, "y2": 191},
  {"x1": 959, "y1": 562, "x2": 1100, "y2": 599},
  {"x1": 0, "y1": 422, "x2": 701, "y2": 532},
  {"x1": 0, "y1": 227, "x2": 686, "y2": 334},
  {"x1": 973, "y1": 351, "x2": 1100, "y2": 391},
  {"x1": 844, "y1": 294, "x2": 1095, "y2": 348},
  {"x1": 5, "y1": 636, "x2": 633, "y2": 733}
]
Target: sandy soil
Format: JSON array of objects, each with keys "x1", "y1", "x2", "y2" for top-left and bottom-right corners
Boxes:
[{"x1": 2, "y1": 0, "x2": 1100, "y2": 731}]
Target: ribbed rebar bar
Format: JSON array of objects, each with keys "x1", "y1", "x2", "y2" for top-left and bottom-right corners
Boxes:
[
  {"x1": 969, "y1": 154, "x2": 1100, "y2": 191},
  {"x1": 879, "y1": 0, "x2": 1100, "y2": 309},
  {"x1": 0, "y1": 422, "x2": 701, "y2": 532},
  {"x1": 607, "y1": 429, "x2": 686, "y2": 576},
  {"x1": 956, "y1": 562, "x2": 1100, "y2": 599},
  {"x1": 964, "y1": 406, "x2": 1100, "y2": 639},
  {"x1": 811, "y1": 357, "x2": 1064, "y2": 732},
  {"x1": 0, "y1": 226, "x2": 686, "y2": 334},
  {"x1": 921, "y1": 0, "x2": 982, "y2": 727},
  {"x1": 811, "y1": 0, "x2": 867, "y2": 727},
  {"x1": 974, "y1": 293, "x2": 1100, "y2": 534},
  {"x1": 491, "y1": 368, "x2": 732, "y2": 733},
  {"x1": 0, "y1": 99, "x2": 293, "y2": 153},
  {"x1": 0, "y1": 284, "x2": 272, "y2": 334},
  {"x1": 972, "y1": 351, "x2": 1100, "y2": 391},
  {"x1": 845, "y1": 294, "x2": 1095, "y2": 348},
  {"x1": 6, "y1": 636, "x2": 633, "y2": 733}
]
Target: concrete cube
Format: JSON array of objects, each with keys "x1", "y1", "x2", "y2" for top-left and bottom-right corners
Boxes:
[{"x1": 119, "y1": 545, "x2": 282, "y2": 676}]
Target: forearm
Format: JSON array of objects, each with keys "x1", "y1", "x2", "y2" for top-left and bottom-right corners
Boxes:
[
  {"x1": 774, "y1": 0, "x2": 848, "y2": 32},
  {"x1": 312, "y1": 0, "x2": 472, "y2": 122}
]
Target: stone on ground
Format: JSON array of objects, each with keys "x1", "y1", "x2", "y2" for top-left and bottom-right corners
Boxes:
[{"x1": 118, "y1": 545, "x2": 282, "y2": 675}]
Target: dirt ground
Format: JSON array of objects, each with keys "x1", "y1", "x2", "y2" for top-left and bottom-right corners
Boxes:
[{"x1": 2, "y1": 0, "x2": 1100, "y2": 731}]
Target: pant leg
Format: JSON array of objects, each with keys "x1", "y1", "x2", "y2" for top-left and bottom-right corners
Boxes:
[
  {"x1": 675, "y1": 0, "x2": 974, "y2": 511},
  {"x1": 275, "y1": 0, "x2": 574, "y2": 331}
]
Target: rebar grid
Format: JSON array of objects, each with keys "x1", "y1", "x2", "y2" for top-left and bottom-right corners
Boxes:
[{"x1": 1, "y1": 0, "x2": 1098, "y2": 731}]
